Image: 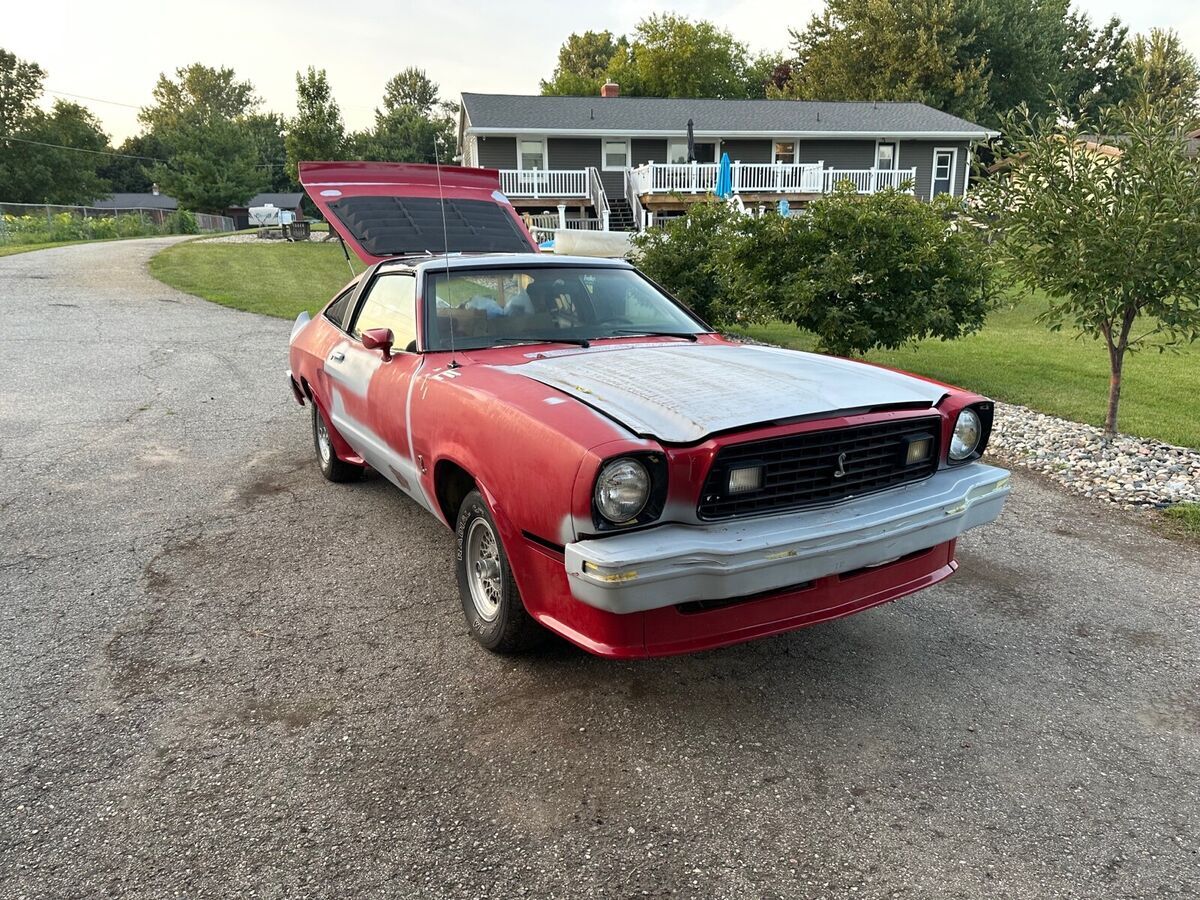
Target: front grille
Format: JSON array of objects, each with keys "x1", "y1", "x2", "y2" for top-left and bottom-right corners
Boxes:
[{"x1": 697, "y1": 416, "x2": 941, "y2": 520}]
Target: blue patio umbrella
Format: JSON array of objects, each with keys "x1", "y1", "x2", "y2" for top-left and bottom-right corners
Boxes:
[{"x1": 714, "y1": 152, "x2": 733, "y2": 199}]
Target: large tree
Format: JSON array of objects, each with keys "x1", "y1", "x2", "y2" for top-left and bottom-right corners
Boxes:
[
  {"x1": 349, "y1": 68, "x2": 455, "y2": 164},
  {"x1": 540, "y1": 30, "x2": 629, "y2": 96},
  {"x1": 0, "y1": 100, "x2": 111, "y2": 204},
  {"x1": 1059, "y1": 12, "x2": 1131, "y2": 122},
  {"x1": 975, "y1": 97, "x2": 1200, "y2": 435},
  {"x1": 618, "y1": 14, "x2": 751, "y2": 99},
  {"x1": 0, "y1": 48, "x2": 45, "y2": 136},
  {"x1": 96, "y1": 133, "x2": 169, "y2": 193},
  {"x1": 540, "y1": 16, "x2": 760, "y2": 99},
  {"x1": 285, "y1": 67, "x2": 345, "y2": 182},
  {"x1": 777, "y1": 0, "x2": 992, "y2": 121},
  {"x1": 1123, "y1": 28, "x2": 1200, "y2": 124},
  {"x1": 139, "y1": 63, "x2": 267, "y2": 211},
  {"x1": 382, "y1": 67, "x2": 440, "y2": 116}
]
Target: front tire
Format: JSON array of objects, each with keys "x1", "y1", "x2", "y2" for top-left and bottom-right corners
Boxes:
[
  {"x1": 312, "y1": 404, "x2": 361, "y2": 483},
  {"x1": 455, "y1": 490, "x2": 543, "y2": 653}
]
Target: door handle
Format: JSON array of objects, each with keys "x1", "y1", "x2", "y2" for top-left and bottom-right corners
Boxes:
[{"x1": 328, "y1": 351, "x2": 345, "y2": 363}]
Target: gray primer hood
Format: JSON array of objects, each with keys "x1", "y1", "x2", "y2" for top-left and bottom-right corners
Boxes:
[{"x1": 502, "y1": 343, "x2": 946, "y2": 443}]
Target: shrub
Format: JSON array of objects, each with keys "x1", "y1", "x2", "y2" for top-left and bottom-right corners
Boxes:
[
  {"x1": 635, "y1": 189, "x2": 996, "y2": 356},
  {"x1": 166, "y1": 210, "x2": 198, "y2": 234},
  {"x1": 630, "y1": 202, "x2": 743, "y2": 324}
]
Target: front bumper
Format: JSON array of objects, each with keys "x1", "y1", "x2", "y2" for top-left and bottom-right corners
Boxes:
[{"x1": 565, "y1": 462, "x2": 1010, "y2": 615}]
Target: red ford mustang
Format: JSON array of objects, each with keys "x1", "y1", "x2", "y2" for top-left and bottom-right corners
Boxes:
[{"x1": 287, "y1": 162, "x2": 1010, "y2": 658}]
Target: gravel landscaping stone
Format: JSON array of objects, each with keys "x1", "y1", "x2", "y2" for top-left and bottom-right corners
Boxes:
[{"x1": 990, "y1": 401, "x2": 1200, "y2": 509}]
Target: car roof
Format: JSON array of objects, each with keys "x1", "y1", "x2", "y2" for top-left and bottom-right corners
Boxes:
[{"x1": 377, "y1": 253, "x2": 634, "y2": 275}]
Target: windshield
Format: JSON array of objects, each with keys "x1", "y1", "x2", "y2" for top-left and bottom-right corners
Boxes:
[{"x1": 422, "y1": 265, "x2": 707, "y2": 351}]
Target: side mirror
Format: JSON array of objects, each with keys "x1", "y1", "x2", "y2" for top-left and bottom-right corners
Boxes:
[{"x1": 360, "y1": 327, "x2": 394, "y2": 360}]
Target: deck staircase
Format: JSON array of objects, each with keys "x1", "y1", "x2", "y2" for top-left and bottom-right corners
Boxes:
[{"x1": 606, "y1": 197, "x2": 637, "y2": 232}]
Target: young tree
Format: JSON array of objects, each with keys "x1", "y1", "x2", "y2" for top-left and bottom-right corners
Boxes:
[
  {"x1": 285, "y1": 67, "x2": 345, "y2": 182},
  {"x1": 975, "y1": 98, "x2": 1200, "y2": 434},
  {"x1": 139, "y1": 64, "x2": 267, "y2": 211},
  {"x1": 1122, "y1": 29, "x2": 1200, "y2": 124}
]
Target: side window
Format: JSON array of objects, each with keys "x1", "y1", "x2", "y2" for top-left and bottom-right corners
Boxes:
[
  {"x1": 323, "y1": 286, "x2": 356, "y2": 330},
  {"x1": 350, "y1": 274, "x2": 417, "y2": 349}
]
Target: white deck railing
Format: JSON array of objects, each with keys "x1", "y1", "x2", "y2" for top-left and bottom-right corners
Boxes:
[
  {"x1": 822, "y1": 167, "x2": 917, "y2": 194},
  {"x1": 499, "y1": 168, "x2": 590, "y2": 198},
  {"x1": 628, "y1": 162, "x2": 918, "y2": 197},
  {"x1": 630, "y1": 162, "x2": 824, "y2": 195}
]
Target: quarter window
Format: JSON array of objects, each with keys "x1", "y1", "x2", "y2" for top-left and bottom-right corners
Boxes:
[
  {"x1": 603, "y1": 139, "x2": 630, "y2": 170},
  {"x1": 323, "y1": 285, "x2": 357, "y2": 331},
  {"x1": 351, "y1": 274, "x2": 418, "y2": 349}
]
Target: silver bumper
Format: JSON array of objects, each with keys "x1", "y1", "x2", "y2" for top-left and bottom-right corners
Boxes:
[{"x1": 565, "y1": 462, "x2": 1011, "y2": 614}]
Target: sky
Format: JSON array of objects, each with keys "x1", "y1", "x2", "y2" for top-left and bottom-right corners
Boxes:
[{"x1": 7, "y1": 0, "x2": 1200, "y2": 143}]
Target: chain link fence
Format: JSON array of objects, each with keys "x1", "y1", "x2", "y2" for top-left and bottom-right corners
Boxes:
[{"x1": 0, "y1": 201, "x2": 235, "y2": 246}]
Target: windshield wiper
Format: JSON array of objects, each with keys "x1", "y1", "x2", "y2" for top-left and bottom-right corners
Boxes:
[
  {"x1": 609, "y1": 329, "x2": 700, "y2": 342},
  {"x1": 490, "y1": 336, "x2": 591, "y2": 348}
]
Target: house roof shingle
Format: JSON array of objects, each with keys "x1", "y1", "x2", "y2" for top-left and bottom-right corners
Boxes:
[
  {"x1": 462, "y1": 93, "x2": 994, "y2": 138},
  {"x1": 92, "y1": 192, "x2": 178, "y2": 210},
  {"x1": 243, "y1": 192, "x2": 305, "y2": 209}
]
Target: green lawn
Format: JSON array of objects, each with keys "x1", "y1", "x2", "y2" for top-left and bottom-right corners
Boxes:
[
  {"x1": 149, "y1": 239, "x2": 363, "y2": 320},
  {"x1": 736, "y1": 295, "x2": 1200, "y2": 449},
  {"x1": 148, "y1": 239, "x2": 1200, "y2": 448}
]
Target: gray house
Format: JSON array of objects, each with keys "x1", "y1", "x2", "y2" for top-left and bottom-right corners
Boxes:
[{"x1": 458, "y1": 88, "x2": 997, "y2": 230}]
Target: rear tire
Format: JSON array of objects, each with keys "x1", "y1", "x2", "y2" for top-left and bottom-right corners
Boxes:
[
  {"x1": 455, "y1": 490, "x2": 544, "y2": 653},
  {"x1": 312, "y1": 404, "x2": 361, "y2": 483}
]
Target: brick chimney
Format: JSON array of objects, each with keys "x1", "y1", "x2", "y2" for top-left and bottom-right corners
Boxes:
[{"x1": 601, "y1": 82, "x2": 620, "y2": 98}]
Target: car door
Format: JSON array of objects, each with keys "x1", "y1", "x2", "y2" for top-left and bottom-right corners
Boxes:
[{"x1": 323, "y1": 271, "x2": 431, "y2": 510}]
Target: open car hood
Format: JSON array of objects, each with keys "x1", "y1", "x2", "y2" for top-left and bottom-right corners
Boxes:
[{"x1": 298, "y1": 162, "x2": 538, "y2": 265}]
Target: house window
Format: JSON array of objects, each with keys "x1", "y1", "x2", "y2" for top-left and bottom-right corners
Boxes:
[
  {"x1": 876, "y1": 142, "x2": 897, "y2": 170},
  {"x1": 519, "y1": 139, "x2": 545, "y2": 171},
  {"x1": 773, "y1": 141, "x2": 796, "y2": 164},
  {"x1": 603, "y1": 139, "x2": 630, "y2": 170},
  {"x1": 667, "y1": 139, "x2": 689, "y2": 165}
]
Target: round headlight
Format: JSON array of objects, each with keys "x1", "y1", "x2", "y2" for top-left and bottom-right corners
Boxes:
[
  {"x1": 595, "y1": 458, "x2": 650, "y2": 523},
  {"x1": 949, "y1": 408, "x2": 982, "y2": 461}
]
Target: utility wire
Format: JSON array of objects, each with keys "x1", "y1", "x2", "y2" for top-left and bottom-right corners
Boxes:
[
  {"x1": 0, "y1": 134, "x2": 164, "y2": 160},
  {"x1": 45, "y1": 88, "x2": 144, "y2": 110},
  {"x1": 0, "y1": 133, "x2": 288, "y2": 168}
]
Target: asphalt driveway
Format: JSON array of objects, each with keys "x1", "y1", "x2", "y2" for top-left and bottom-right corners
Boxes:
[{"x1": 1, "y1": 238, "x2": 1196, "y2": 898}]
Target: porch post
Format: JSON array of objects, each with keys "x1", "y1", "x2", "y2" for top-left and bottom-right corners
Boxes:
[
  {"x1": 602, "y1": 209, "x2": 610, "y2": 231},
  {"x1": 557, "y1": 204, "x2": 566, "y2": 230}
]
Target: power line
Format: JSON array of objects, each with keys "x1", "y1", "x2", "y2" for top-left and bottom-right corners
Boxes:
[
  {"x1": 45, "y1": 88, "x2": 144, "y2": 110},
  {"x1": 0, "y1": 134, "x2": 165, "y2": 160},
  {"x1": 0, "y1": 133, "x2": 288, "y2": 168}
]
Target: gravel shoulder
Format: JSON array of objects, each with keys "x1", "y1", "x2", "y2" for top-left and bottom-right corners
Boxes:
[{"x1": 1, "y1": 239, "x2": 1197, "y2": 899}]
